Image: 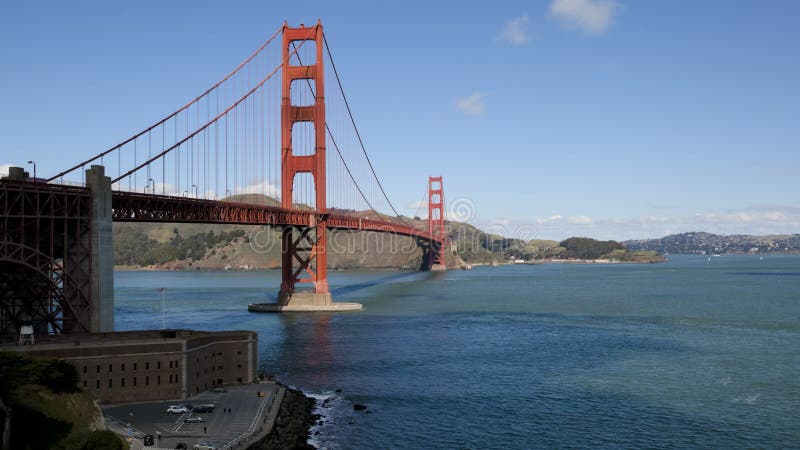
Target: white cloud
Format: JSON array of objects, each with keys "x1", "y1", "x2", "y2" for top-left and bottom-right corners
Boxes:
[
  {"x1": 499, "y1": 15, "x2": 531, "y2": 45},
  {"x1": 456, "y1": 92, "x2": 486, "y2": 115},
  {"x1": 536, "y1": 214, "x2": 594, "y2": 225},
  {"x1": 549, "y1": 0, "x2": 618, "y2": 34},
  {"x1": 240, "y1": 180, "x2": 280, "y2": 199},
  {"x1": 0, "y1": 164, "x2": 11, "y2": 178}
]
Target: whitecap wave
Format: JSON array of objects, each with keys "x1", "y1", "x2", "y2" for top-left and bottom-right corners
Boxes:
[
  {"x1": 305, "y1": 390, "x2": 345, "y2": 449},
  {"x1": 732, "y1": 393, "x2": 760, "y2": 404}
]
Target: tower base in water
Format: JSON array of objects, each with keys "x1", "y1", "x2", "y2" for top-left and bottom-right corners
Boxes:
[
  {"x1": 430, "y1": 264, "x2": 447, "y2": 272},
  {"x1": 248, "y1": 291, "x2": 362, "y2": 312}
]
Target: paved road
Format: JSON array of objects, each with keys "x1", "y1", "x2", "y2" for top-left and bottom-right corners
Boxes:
[{"x1": 104, "y1": 383, "x2": 277, "y2": 449}]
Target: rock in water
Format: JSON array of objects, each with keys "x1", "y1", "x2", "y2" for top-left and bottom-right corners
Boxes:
[{"x1": 353, "y1": 403, "x2": 367, "y2": 411}]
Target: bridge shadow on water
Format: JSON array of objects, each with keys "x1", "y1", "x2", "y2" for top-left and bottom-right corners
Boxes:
[{"x1": 330, "y1": 271, "x2": 434, "y2": 297}]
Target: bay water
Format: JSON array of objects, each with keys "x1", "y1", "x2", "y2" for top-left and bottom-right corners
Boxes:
[{"x1": 115, "y1": 255, "x2": 800, "y2": 448}]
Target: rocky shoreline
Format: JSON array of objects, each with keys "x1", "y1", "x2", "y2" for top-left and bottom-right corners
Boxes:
[{"x1": 250, "y1": 386, "x2": 318, "y2": 450}]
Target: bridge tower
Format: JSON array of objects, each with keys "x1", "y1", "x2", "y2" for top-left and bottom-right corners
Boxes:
[
  {"x1": 273, "y1": 21, "x2": 360, "y2": 311},
  {"x1": 428, "y1": 176, "x2": 446, "y2": 271}
]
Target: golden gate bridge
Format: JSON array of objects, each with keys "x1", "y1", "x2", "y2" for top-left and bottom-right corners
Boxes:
[{"x1": 0, "y1": 21, "x2": 449, "y2": 334}]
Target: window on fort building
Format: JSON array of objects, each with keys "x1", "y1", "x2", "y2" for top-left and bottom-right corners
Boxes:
[
  {"x1": 109, "y1": 364, "x2": 112, "y2": 373},
  {"x1": 121, "y1": 378, "x2": 125, "y2": 387},
  {"x1": 96, "y1": 380, "x2": 99, "y2": 389},
  {"x1": 96, "y1": 365, "x2": 100, "y2": 373},
  {"x1": 238, "y1": 364, "x2": 242, "y2": 369},
  {"x1": 218, "y1": 352, "x2": 223, "y2": 356},
  {"x1": 169, "y1": 374, "x2": 173, "y2": 384},
  {"x1": 237, "y1": 351, "x2": 242, "y2": 355},
  {"x1": 237, "y1": 377, "x2": 242, "y2": 383},
  {"x1": 158, "y1": 361, "x2": 161, "y2": 369},
  {"x1": 133, "y1": 362, "x2": 137, "y2": 371},
  {"x1": 133, "y1": 377, "x2": 137, "y2": 387},
  {"x1": 83, "y1": 366, "x2": 87, "y2": 374},
  {"x1": 121, "y1": 363, "x2": 125, "y2": 371},
  {"x1": 169, "y1": 361, "x2": 172, "y2": 369},
  {"x1": 146, "y1": 376, "x2": 149, "y2": 386},
  {"x1": 83, "y1": 380, "x2": 87, "y2": 388},
  {"x1": 218, "y1": 366, "x2": 223, "y2": 371},
  {"x1": 108, "y1": 379, "x2": 112, "y2": 388},
  {"x1": 146, "y1": 362, "x2": 150, "y2": 370},
  {"x1": 157, "y1": 375, "x2": 161, "y2": 385}
]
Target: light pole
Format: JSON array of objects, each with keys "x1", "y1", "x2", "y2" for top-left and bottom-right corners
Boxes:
[
  {"x1": 192, "y1": 184, "x2": 198, "y2": 198},
  {"x1": 27, "y1": 160, "x2": 36, "y2": 181},
  {"x1": 159, "y1": 288, "x2": 166, "y2": 330}
]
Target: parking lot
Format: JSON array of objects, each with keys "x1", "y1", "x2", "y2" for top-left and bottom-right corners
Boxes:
[{"x1": 103, "y1": 383, "x2": 279, "y2": 449}]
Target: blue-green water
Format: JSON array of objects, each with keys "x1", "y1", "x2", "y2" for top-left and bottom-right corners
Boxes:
[{"x1": 115, "y1": 255, "x2": 800, "y2": 448}]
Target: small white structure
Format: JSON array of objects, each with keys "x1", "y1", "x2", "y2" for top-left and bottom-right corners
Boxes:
[{"x1": 18, "y1": 325, "x2": 35, "y2": 346}]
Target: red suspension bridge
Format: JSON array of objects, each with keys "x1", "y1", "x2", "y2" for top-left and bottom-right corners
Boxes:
[{"x1": 0, "y1": 22, "x2": 450, "y2": 334}]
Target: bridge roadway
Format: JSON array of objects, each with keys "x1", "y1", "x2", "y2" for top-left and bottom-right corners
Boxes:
[{"x1": 111, "y1": 190, "x2": 440, "y2": 242}]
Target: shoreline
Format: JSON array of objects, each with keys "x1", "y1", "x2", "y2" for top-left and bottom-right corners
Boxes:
[{"x1": 250, "y1": 385, "x2": 318, "y2": 450}]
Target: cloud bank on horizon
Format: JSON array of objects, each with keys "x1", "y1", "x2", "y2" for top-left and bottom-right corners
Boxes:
[{"x1": 471, "y1": 204, "x2": 800, "y2": 241}]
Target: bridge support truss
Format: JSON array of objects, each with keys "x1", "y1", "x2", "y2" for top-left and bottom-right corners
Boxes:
[{"x1": 0, "y1": 166, "x2": 114, "y2": 336}]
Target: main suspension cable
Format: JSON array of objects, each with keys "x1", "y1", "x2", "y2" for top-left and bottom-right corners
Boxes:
[
  {"x1": 49, "y1": 25, "x2": 283, "y2": 182},
  {"x1": 323, "y1": 33, "x2": 406, "y2": 221}
]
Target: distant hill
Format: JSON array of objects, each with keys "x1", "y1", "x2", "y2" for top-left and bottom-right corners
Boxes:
[
  {"x1": 113, "y1": 195, "x2": 670, "y2": 269},
  {"x1": 504, "y1": 237, "x2": 664, "y2": 263},
  {"x1": 623, "y1": 232, "x2": 800, "y2": 254}
]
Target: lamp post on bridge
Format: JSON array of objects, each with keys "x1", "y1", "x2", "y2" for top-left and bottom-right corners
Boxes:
[
  {"x1": 192, "y1": 184, "x2": 198, "y2": 199},
  {"x1": 26, "y1": 160, "x2": 36, "y2": 182}
]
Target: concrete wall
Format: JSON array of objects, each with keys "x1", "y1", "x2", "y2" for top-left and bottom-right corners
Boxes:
[
  {"x1": 86, "y1": 165, "x2": 115, "y2": 332},
  {"x1": 5, "y1": 330, "x2": 257, "y2": 404}
]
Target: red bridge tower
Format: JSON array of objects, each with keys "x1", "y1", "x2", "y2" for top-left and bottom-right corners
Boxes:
[
  {"x1": 428, "y1": 176, "x2": 447, "y2": 271},
  {"x1": 275, "y1": 21, "x2": 360, "y2": 311}
]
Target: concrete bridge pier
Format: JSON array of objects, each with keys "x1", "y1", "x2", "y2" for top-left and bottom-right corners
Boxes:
[{"x1": 86, "y1": 165, "x2": 114, "y2": 332}]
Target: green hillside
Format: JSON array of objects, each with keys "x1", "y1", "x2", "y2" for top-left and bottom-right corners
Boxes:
[{"x1": 0, "y1": 352, "x2": 125, "y2": 450}]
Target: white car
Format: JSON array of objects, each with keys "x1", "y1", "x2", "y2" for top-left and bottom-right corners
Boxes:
[
  {"x1": 166, "y1": 405, "x2": 189, "y2": 414},
  {"x1": 193, "y1": 443, "x2": 217, "y2": 450}
]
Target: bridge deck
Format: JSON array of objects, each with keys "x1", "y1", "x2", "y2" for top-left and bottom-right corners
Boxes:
[{"x1": 111, "y1": 191, "x2": 439, "y2": 241}]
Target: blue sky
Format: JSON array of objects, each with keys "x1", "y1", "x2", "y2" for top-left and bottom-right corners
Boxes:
[{"x1": 1, "y1": 0, "x2": 798, "y2": 240}]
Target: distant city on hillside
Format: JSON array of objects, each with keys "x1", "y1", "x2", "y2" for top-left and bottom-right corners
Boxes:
[{"x1": 623, "y1": 232, "x2": 800, "y2": 255}]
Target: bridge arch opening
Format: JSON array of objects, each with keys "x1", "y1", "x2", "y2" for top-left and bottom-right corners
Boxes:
[
  {"x1": 291, "y1": 172, "x2": 317, "y2": 210},
  {"x1": 0, "y1": 259, "x2": 62, "y2": 335},
  {"x1": 291, "y1": 121, "x2": 316, "y2": 156},
  {"x1": 290, "y1": 79, "x2": 316, "y2": 107},
  {"x1": 287, "y1": 39, "x2": 317, "y2": 66}
]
